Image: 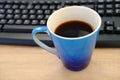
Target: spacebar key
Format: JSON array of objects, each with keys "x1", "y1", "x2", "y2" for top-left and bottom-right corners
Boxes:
[{"x1": 3, "y1": 25, "x2": 39, "y2": 33}]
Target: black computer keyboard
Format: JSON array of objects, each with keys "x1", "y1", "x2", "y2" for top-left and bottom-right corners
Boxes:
[{"x1": 0, "y1": 0, "x2": 120, "y2": 47}]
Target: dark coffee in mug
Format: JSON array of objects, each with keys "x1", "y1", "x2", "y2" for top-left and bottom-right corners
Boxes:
[{"x1": 55, "y1": 20, "x2": 94, "y2": 38}]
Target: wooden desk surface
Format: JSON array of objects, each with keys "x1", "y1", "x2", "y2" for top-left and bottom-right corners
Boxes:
[{"x1": 0, "y1": 45, "x2": 120, "y2": 80}]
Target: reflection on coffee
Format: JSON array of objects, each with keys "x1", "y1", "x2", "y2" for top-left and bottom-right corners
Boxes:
[{"x1": 55, "y1": 20, "x2": 94, "y2": 38}]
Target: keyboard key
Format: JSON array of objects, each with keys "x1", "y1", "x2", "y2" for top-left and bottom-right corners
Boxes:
[
  {"x1": 3, "y1": 25, "x2": 37, "y2": 33},
  {"x1": 14, "y1": 14, "x2": 21, "y2": 19},
  {"x1": 98, "y1": 4, "x2": 104, "y2": 9},
  {"x1": 49, "y1": 5, "x2": 56, "y2": 9},
  {"x1": 39, "y1": 1, "x2": 46, "y2": 4},
  {"x1": 115, "y1": 26, "x2": 120, "y2": 34},
  {"x1": 39, "y1": 20, "x2": 46, "y2": 25},
  {"x1": 80, "y1": 0, "x2": 87, "y2": 4},
  {"x1": 56, "y1": 5, "x2": 62, "y2": 9},
  {"x1": 65, "y1": 1, "x2": 72, "y2": 5},
  {"x1": 29, "y1": 15, "x2": 36, "y2": 19},
  {"x1": 44, "y1": 15, "x2": 50, "y2": 19},
  {"x1": 106, "y1": 9, "x2": 113, "y2": 16},
  {"x1": 37, "y1": 15, "x2": 44, "y2": 19},
  {"x1": 106, "y1": 0, "x2": 113, "y2": 3},
  {"x1": 23, "y1": 20, "x2": 31, "y2": 24},
  {"x1": 21, "y1": 1, "x2": 28, "y2": 5},
  {"x1": 6, "y1": 0, "x2": 13, "y2": 4},
  {"x1": 105, "y1": 21, "x2": 114, "y2": 26},
  {"x1": 6, "y1": 9, "x2": 13, "y2": 14},
  {"x1": 7, "y1": 19, "x2": 15, "y2": 24},
  {"x1": 0, "y1": 19, "x2": 7, "y2": 24},
  {"x1": 106, "y1": 4, "x2": 113, "y2": 9},
  {"x1": 0, "y1": 1, "x2": 5, "y2": 4},
  {"x1": 97, "y1": 9, "x2": 105, "y2": 16},
  {"x1": 31, "y1": 20, "x2": 38, "y2": 25},
  {"x1": 37, "y1": 10, "x2": 43, "y2": 14},
  {"x1": 20, "y1": 5, "x2": 27, "y2": 9},
  {"x1": 104, "y1": 21, "x2": 115, "y2": 33},
  {"x1": 6, "y1": 14, "x2": 13, "y2": 19},
  {"x1": 34, "y1": 5, "x2": 41, "y2": 9},
  {"x1": 73, "y1": 1, "x2": 80, "y2": 5},
  {"x1": 12, "y1": 4, "x2": 19, "y2": 9},
  {"x1": 21, "y1": 15, "x2": 28, "y2": 19},
  {"x1": 42, "y1": 5, "x2": 48, "y2": 9},
  {"x1": 115, "y1": 0, "x2": 120, "y2": 3},
  {"x1": 106, "y1": 25, "x2": 114, "y2": 33},
  {"x1": 27, "y1": 4, "x2": 33, "y2": 9},
  {"x1": 22, "y1": 10, "x2": 28, "y2": 14},
  {"x1": 15, "y1": 20, "x2": 23, "y2": 24},
  {"x1": 29, "y1": 10, "x2": 36, "y2": 14},
  {"x1": 44, "y1": 10, "x2": 51, "y2": 14},
  {"x1": 14, "y1": 1, "x2": 20, "y2": 4},
  {"x1": 46, "y1": 1, "x2": 53, "y2": 4},
  {"x1": 0, "y1": 9, "x2": 5, "y2": 13},
  {"x1": 0, "y1": 14, "x2": 5, "y2": 19},
  {"x1": 54, "y1": 1, "x2": 61, "y2": 4},
  {"x1": 14, "y1": 9, "x2": 21, "y2": 14},
  {"x1": 115, "y1": 4, "x2": 120, "y2": 8},
  {"x1": 87, "y1": 0, "x2": 95, "y2": 4},
  {"x1": 86, "y1": 5, "x2": 94, "y2": 9},
  {"x1": 4, "y1": 4, "x2": 12, "y2": 9},
  {"x1": 97, "y1": 0, "x2": 104, "y2": 4},
  {"x1": 115, "y1": 9, "x2": 120, "y2": 16},
  {"x1": 32, "y1": 1, "x2": 39, "y2": 5},
  {"x1": 0, "y1": 4, "x2": 4, "y2": 8}
]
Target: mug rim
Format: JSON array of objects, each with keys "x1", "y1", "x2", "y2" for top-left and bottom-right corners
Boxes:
[{"x1": 47, "y1": 6, "x2": 102, "y2": 40}]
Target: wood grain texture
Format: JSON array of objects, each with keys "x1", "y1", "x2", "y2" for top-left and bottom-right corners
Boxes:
[{"x1": 0, "y1": 45, "x2": 120, "y2": 80}]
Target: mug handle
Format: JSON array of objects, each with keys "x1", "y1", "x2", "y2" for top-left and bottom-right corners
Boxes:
[{"x1": 32, "y1": 26, "x2": 59, "y2": 58}]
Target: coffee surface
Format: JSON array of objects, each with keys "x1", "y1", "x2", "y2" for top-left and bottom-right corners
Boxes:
[{"x1": 54, "y1": 20, "x2": 94, "y2": 38}]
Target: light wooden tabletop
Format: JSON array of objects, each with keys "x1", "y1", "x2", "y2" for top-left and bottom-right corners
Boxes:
[{"x1": 0, "y1": 45, "x2": 120, "y2": 80}]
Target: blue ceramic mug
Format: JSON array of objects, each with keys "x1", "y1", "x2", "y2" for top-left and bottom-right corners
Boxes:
[{"x1": 32, "y1": 6, "x2": 101, "y2": 71}]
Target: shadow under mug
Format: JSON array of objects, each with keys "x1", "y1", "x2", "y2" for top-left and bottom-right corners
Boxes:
[{"x1": 32, "y1": 6, "x2": 101, "y2": 71}]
